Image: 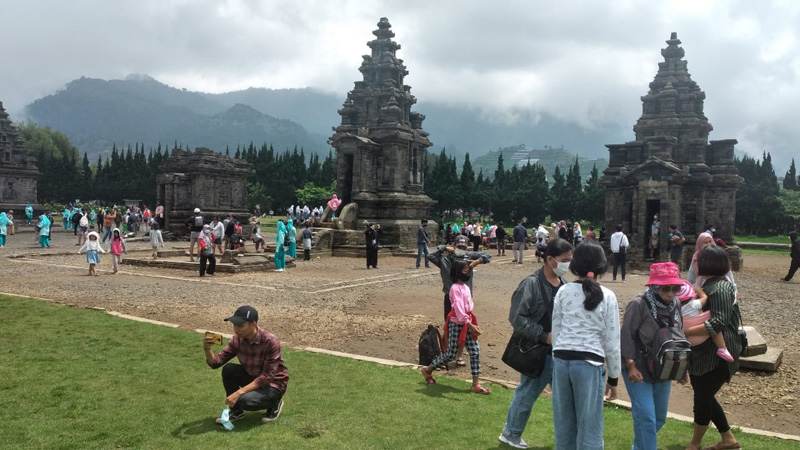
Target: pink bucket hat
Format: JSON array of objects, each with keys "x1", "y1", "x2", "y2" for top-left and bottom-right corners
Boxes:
[
  {"x1": 675, "y1": 280, "x2": 696, "y2": 302},
  {"x1": 645, "y1": 262, "x2": 684, "y2": 286}
]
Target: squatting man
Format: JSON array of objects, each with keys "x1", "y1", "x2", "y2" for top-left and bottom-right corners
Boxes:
[{"x1": 203, "y1": 305, "x2": 289, "y2": 425}]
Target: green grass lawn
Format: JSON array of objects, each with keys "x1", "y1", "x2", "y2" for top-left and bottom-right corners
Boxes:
[
  {"x1": 735, "y1": 234, "x2": 792, "y2": 244},
  {"x1": 0, "y1": 295, "x2": 796, "y2": 450}
]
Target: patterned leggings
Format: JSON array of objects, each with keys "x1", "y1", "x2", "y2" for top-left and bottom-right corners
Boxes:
[{"x1": 428, "y1": 321, "x2": 481, "y2": 377}]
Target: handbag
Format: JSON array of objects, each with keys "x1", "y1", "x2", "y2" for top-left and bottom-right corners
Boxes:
[
  {"x1": 502, "y1": 333, "x2": 549, "y2": 378},
  {"x1": 202, "y1": 248, "x2": 214, "y2": 257}
]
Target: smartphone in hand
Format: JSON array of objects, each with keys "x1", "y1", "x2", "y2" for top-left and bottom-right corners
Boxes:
[{"x1": 205, "y1": 332, "x2": 223, "y2": 345}]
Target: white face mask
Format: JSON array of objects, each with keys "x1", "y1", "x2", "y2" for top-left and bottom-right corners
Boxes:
[{"x1": 551, "y1": 258, "x2": 570, "y2": 277}]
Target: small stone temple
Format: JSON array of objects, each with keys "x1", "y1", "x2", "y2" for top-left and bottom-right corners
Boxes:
[
  {"x1": 156, "y1": 147, "x2": 253, "y2": 235},
  {"x1": 328, "y1": 17, "x2": 436, "y2": 249},
  {"x1": 0, "y1": 101, "x2": 39, "y2": 211},
  {"x1": 601, "y1": 33, "x2": 743, "y2": 269}
]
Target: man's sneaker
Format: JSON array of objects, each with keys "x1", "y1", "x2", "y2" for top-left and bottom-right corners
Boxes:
[
  {"x1": 262, "y1": 399, "x2": 284, "y2": 423},
  {"x1": 499, "y1": 431, "x2": 528, "y2": 449},
  {"x1": 215, "y1": 409, "x2": 245, "y2": 424}
]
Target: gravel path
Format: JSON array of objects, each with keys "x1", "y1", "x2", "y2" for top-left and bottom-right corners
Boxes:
[{"x1": 2, "y1": 227, "x2": 798, "y2": 436}]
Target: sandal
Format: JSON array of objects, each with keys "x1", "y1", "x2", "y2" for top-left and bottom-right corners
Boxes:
[
  {"x1": 456, "y1": 359, "x2": 466, "y2": 367},
  {"x1": 470, "y1": 385, "x2": 491, "y2": 395},
  {"x1": 421, "y1": 367, "x2": 436, "y2": 385}
]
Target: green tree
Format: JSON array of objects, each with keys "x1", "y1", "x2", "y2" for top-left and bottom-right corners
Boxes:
[
  {"x1": 460, "y1": 153, "x2": 475, "y2": 215},
  {"x1": 583, "y1": 164, "x2": 605, "y2": 223},
  {"x1": 295, "y1": 181, "x2": 334, "y2": 206},
  {"x1": 735, "y1": 153, "x2": 784, "y2": 234},
  {"x1": 246, "y1": 182, "x2": 272, "y2": 213},
  {"x1": 563, "y1": 158, "x2": 585, "y2": 221},
  {"x1": 549, "y1": 165, "x2": 568, "y2": 221},
  {"x1": 784, "y1": 158, "x2": 798, "y2": 191}
]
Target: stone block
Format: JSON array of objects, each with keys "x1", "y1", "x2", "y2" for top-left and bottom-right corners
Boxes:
[
  {"x1": 220, "y1": 250, "x2": 236, "y2": 263},
  {"x1": 740, "y1": 326, "x2": 767, "y2": 357},
  {"x1": 740, "y1": 347, "x2": 783, "y2": 372},
  {"x1": 233, "y1": 256, "x2": 269, "y2": 266}
]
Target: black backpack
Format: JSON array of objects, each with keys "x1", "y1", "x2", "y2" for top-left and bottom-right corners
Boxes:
[
  {"x1": 418, "y1": 325, "x2": 444, "y2": 366},
  {"x1": 638, "y1": 300, "x2": 691, "y2": 381},
  {"x1": 284, "y1": 233, "x2": 290, "y2": 247}
]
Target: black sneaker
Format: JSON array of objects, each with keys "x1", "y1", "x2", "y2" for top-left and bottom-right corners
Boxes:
[
  {"x1": 215, "y1": 409, "x2": 245, "y2": 424},
  {"x1": 261, "y1": 399, "x2": 284, "y2": 423}
]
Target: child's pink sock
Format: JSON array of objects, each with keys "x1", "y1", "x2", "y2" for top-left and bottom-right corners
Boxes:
[{"x1": 716, "y1": 348, "x2": 734, "y2": 362}]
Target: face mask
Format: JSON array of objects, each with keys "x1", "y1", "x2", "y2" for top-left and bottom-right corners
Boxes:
[
  {"x1": 457, "y1": 272, "x2": 471, "y2": 282},
  {"x1": 551, "y1": 258, "x2": 570, "y2": 277},
  {"x1": 711, "y1": 228, "x2": 716, "y2": 233},
  {"x1": 203, "y1": 229, "x2": 210, "y2": 235}
]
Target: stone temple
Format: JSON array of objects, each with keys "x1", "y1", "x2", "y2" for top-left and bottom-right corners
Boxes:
[
  {"x1": 601, "y1": 33, "x2": 743, "y2": 269},
  {"x1": 328, "y1": 17, "x2": 436, "y2": 249},
  {"x1": 0, "y1": 101, "x2": 39, "y2": 212},
  {"x1": 156, "y1": 147, "x2": 253, "y2": 235}
]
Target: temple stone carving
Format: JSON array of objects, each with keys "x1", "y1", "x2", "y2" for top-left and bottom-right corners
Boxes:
[
  {"x1": 329, "y1": 17, "x2": 436, "y2": 248},
  {"x1": 156, "y1": 147, "x2": 253, "y2": 235},
  {"x1": 601, "y1": 33, "x2": 743, "y2": 269},
  {"x1": 0, "y1": 101, "x2": 39, "y2": 211}
]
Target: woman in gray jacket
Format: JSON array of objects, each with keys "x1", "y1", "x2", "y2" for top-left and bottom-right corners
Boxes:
[{"x1": 499, "y1": 238, "x2": 572, "y2": 449}]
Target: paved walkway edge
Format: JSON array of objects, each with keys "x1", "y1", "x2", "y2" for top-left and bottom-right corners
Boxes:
[{"x1": 3, "y1": 292, "x2": 798, "y2": 442}]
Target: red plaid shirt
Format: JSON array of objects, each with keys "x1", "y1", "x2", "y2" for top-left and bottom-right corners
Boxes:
[{"x1": 208, "y1": 327, "x2": 288, "y2": 392}]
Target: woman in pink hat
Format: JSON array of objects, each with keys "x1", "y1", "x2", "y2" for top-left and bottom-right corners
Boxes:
[{"x1": 620, "y1": 261, "x2": 687, "y2": 450}]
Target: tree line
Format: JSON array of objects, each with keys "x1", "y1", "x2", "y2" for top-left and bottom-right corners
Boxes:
[
  {"x1": 15, "y1": 123, "x2": 800, "y2": 234},
  {"x1": 17, "y1": 123, "x2": 337, "y2": 211},
  {"x1": 424, "y1": 149, "x2": 605, "y2": 226}
]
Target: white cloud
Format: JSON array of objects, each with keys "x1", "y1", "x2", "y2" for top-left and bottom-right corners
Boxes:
[{"x1": 1, "y1": 0, "x2": 800, "y2": 168}]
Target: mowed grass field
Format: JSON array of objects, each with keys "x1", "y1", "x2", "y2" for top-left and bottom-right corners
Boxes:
[{"x1": 0, "y1": 295, "x2": 796, "y2": 449}]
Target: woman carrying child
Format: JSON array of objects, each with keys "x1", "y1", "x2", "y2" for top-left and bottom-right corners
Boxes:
[
  {"x1": 78, "y1": 231, "x2": 105, "y2": 276},
  {"x1": 108, "y1": 228, "x2": 127, "y2": 275},
  {"x1": 620, "y1": 262, "x2": 688, "y2": 450},
  {"x1": 420, "y1": 259, "x2": 490, "y2": 395}
]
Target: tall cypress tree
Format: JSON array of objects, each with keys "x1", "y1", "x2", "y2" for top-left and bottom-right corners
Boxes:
[{"x1": 784, "y1": 158, "x2": 798, "y2": 191}]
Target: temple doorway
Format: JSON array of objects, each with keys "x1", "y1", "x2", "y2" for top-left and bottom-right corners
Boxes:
[{"x1": 341, "y1": 154, "x2": 354, "y2": 205}]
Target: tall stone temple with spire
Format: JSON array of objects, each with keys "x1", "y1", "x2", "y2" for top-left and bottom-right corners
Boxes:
[
  {"x1": 601, "y1": 33, "x2": 743, "y2": 269},
  {"x1": 0, "y1": 101, "x2": 39, "y2": 211},
  {"x1": 329, "y1": 17, "x2": 436, "y2": 248}
]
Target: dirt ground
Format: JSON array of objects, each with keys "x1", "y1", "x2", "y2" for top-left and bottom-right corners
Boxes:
[{"x1": 2, "y1": 225, "x2": 799, "y2": 436}]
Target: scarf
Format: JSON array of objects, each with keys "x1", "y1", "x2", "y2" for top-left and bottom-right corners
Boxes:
[{"x1": 644, "y1": 286, "x2": 677, "y2": 324}]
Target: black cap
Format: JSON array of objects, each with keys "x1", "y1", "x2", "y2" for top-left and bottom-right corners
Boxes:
[{"x1": 224, "y1": 305, "x2": 258, "y2": 325}]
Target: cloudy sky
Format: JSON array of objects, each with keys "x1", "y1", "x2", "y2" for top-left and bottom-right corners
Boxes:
[{"x1": 1, "y1": 0, "x2": 799, "y2": 169}]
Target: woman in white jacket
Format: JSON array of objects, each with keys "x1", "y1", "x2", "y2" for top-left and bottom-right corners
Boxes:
[{"x1": 551, "y1": 241, "x2": 621, "y2": 450}]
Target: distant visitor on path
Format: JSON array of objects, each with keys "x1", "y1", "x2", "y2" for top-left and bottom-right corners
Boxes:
[
  {"x1": 365, "y1": 222, "x2": 381, "y2": 269},
  {"x1": 610, "y1": 224, "x2": 629, "y2": 282},
  {"x1": 0, "y1": 212, "x2": 13, "y2": 248},
  {"x1": 198, "y1": 224, "x2": 216, "y2": 277},
  {"x1": 327, "y1": 194, "x2": 341, "y2": 219},
  {"x1": 78, "y1": 231, "x2": 105, "y2": 276},
  {"x1": 781, "y1": 231, "x2": 799, "y2": 282},
  {"x1": 512, "y1": 220, "x2": 527, "y2": 264},
  {"x1": 416, "y1": 219, "x2": 430, "y2": 269},
  {"x1": 204, "y1": 305, "x2": 288, "y2": 426},
  {"x1": 149, "y1": 221, "x2": 164, "y2": 259},
  {"x1": 185, "y1": 207, "x2": 204, "y2": 262},
  {"x1": 668, "y1": 224, "x2": 685, "y2": 267},
  {"x1": 274, "y1": 220, "x2": 287, "y2": 273}
]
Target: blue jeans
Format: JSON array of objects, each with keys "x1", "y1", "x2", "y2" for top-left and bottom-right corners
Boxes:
[
  {"x1": 103, "y1": 226, "x2": 113, "y2": 242},
  {"x1": 552, "y1": 358, "x2": 605, "y2": 450},
  {"x1": 623, "y1": 371, "x2": 671, "y2": 450},
  {"x1": 503, "y1": 354, "x2": 553, "y2": 438},
  {"x1": 416, "y1": 244, "x2": 430, "y2": 268}
]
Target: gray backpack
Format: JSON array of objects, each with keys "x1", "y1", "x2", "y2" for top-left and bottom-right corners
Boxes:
[{"x1": 638, "y1": 300, "x2": 691, "y2": 381}]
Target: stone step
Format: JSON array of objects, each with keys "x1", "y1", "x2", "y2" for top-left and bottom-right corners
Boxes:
[
  {"x1": 740, "y1": 347, "x2": 783, "y2": 372},
  {"x1": 741, "y1": 326, "x2": 767, "y2": 357}
]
